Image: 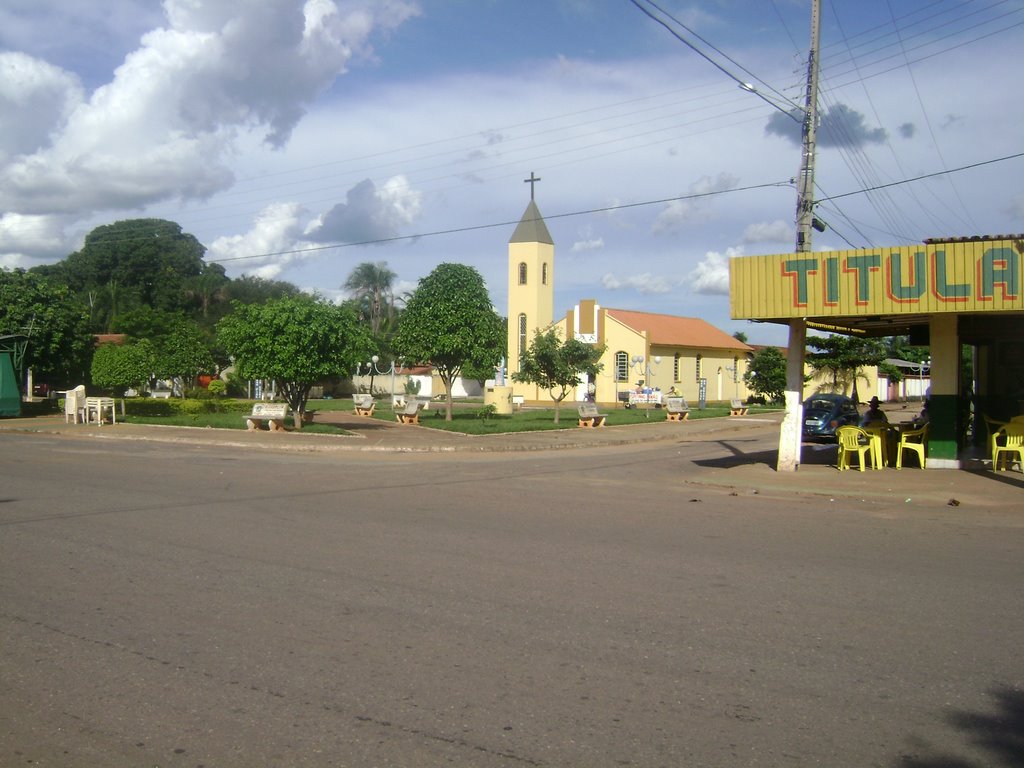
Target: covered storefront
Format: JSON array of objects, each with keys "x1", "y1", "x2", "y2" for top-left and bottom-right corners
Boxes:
[{"x1": 730, "y1": 235, "x2": 1023, "y2": 468}]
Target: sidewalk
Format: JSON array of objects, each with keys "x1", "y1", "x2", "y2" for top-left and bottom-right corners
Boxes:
[{"x1": 1, "y1": 407, "x2": 1020, "y2": 509}]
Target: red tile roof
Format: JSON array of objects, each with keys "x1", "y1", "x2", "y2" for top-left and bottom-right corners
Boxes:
[{"x1": 605, "y1": 309, "x2": 752, "y2": 352}]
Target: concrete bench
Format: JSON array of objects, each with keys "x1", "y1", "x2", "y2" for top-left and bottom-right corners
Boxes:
[
  {"x1": 577, "y1": 402, "x2": 606, "y2": 428},
  {"x1": 352, "y1": 394, "x2": 376, "y2": 416},
  {"x1": 729, "y1": 399, "x2": 749, "y2": 417},
  {"x1": 395, "y1": 400, "x2": 424, "y2": 425},
  {"x1": 244, "y1": 402, "x2": 289, "y2": 431},
  {"x1": 665, "y1": 397, "x2": 690, "y2": 421}
]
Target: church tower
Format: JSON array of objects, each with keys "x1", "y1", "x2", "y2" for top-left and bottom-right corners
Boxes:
[{"x1": 506, "y1": 180, "x2": 554, "y2": 394}]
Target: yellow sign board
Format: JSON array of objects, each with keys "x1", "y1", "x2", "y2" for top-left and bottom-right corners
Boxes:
[{"x1": 730, "y1": 238, "x2": 1023, "y2": 319}]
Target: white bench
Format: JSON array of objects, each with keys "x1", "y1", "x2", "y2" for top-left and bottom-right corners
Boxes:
[
  {"x1": 150, "y1": 390, "x2": 172, "y2": 399},
  {"x1": 244, "y1": 402, "x2": 289, "y2": 431},
  {"x1": 665, "y1": 397, "x2": 690, "y2": 421},
  {"x1": 577, "y1": 402, "x2": 606, "y2": 428},
  {"x1": 729, "y1": 399, "x2": 748, "y2": 416},
  {"x1": 395, "y1": 400, "x2": 424, "y2": 425},
  {"x1": 352, "y1": 394, "x2": 375, "y2": 416}
]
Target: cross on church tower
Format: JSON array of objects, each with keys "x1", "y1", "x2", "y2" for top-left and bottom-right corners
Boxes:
[{"x1": 524, "y1": 171, "x2": 541, "y2": 200}]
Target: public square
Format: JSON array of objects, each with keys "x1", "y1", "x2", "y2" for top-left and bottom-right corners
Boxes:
[{"x1": 1, "y1": 416, "x2": 1022, "y2": 767}]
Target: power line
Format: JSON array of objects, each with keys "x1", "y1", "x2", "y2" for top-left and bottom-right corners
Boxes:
[
  {"x1": 814, "y1": 151, "x2": 1024, "y2": 203},
  {"x1": 207, "y1": 181, "x2": 791, "y2": 264}
]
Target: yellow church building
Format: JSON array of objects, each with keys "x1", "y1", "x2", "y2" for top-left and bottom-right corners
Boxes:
[{"x1": 505, "y1": 197, "x2": 753, "y2": 407}]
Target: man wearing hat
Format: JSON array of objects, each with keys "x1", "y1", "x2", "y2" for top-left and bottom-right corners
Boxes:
[{"x1": 860, "y1": 396, "x2": 888, "y2": 426}]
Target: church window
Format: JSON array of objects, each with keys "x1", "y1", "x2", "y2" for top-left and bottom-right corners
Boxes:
[
  {"x1": 518, "y1": 314, "x2": 527, "y2": 364},
  {"x1": 518, "y1": 262, "x2": 527, "y2": 285},
  {"x1": 673, "y1": 353, "x2": 681, "y2": 382},
  {"x1": 542, "y1": 263, "x2": 548, "y2": 285},
  {"x1": 695, "y1": 354, "x2": 702, "y2": 382},
  {"x1": 614, "y1": 351, "x2": 628, "y2": 382}
]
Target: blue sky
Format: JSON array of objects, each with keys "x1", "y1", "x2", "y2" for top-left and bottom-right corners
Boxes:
[{"x1": 2, "y1": 0, "x2": 1022, "y2": 345}]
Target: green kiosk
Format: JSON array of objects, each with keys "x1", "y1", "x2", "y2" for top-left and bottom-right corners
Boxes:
[{"x1": 0, "y1": 334, "x2": 28, "y2": 418}]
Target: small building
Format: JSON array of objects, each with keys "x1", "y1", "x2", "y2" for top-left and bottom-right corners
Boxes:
[{"x1": 505, "y1": 196, "x2": 752, "y2": 407}]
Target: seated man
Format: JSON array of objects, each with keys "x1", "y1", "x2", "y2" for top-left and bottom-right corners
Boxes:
[{"x1": 859, "y1": 396, "x2": 888, "y2": 426}]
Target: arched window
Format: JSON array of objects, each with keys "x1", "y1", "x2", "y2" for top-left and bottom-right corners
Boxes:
[
  {"x1": 541, "y1": 262, "x2": 548, "y2": 285},
  {"x1": 518, "y1": 262, "x2": 527, "y2": 285},
  {"x1": 614, "y1": 351, "x2": 629, "y2": 382},
  {"x1": 518, "y1": 314, "x2": 528, "y2": 364}
]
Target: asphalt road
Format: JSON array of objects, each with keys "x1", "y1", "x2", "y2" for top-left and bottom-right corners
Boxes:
[{"x1": 1, "y1": 431, "x2": 1022, "y2": 767}]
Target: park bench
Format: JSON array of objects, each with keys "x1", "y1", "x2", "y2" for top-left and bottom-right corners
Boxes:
[
  {"x1": 665, "y1": 397, "x2": 690, "y2": 421},
  {"x1": 244, "y1": 402, "x2": 289, "y2": 431},
  {"x1": 729, "y1": 399, "x2": 749, "y2": 417},
  {"x1": 577, "y1": 402, "x2": 607, "y2": 428},
  {"x1": 395, "y1": 400, "x2": 424, "y2": 425},
  {"x1": 352, "y1": 393, "x2": 375, "y2": 416}
]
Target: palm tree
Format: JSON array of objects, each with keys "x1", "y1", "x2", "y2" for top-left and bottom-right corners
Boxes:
[{"x1": 343, "y1": 261, "x2": 397, "y2": 336}]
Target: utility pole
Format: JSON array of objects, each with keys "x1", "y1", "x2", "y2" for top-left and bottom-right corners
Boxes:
[{"x1": 777, "y1": 0, "x2": 821, "y2": 472}]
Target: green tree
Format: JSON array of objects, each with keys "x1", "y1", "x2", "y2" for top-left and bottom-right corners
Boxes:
[
  {"x1": 217, "y1": 295, "x2": 372, "y2": 427},
  {"x1": 223, "y1": 274, "x2": 301, "y2": 305},
  {"x1": 153, "y1": 318, "x2": 215, "y2": 396},
  {"x1": 393, "y1": 263, "x2": 503, "y2": 421},
  {"x1": 62, "y1": 219, "x2": 208, "y2": 329},
  {"x1": 743, "y1": 347, "x2": 787, "y2": 404},
  {"x1": 0, "y1": 268, "x2": 92, "y2": 387},
  {"x1": 807, "y1": 334, "x2": 886, "y2": 402},
  {"x1": 90, "y1": 340, "x2": 156, "y2": 395},
  {"x1": 343, "y1": 261, "x2": 397, "y2": 336},
  {"x1": 513, "y1": 329, "x2": 605, "y2": 423}
]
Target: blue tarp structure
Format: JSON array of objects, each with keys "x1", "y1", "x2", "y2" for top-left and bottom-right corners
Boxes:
[
  {"x1": 0, "y1": 333, "x2": 27, "y2": 417},
  {"x1": 0, "y1": 350, "x2": 20, "y2": 417}
]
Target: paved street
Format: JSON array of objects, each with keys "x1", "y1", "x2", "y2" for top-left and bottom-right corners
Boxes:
[{"x1": 1, "y1": 425, "x2": 1022, "y2": 767}]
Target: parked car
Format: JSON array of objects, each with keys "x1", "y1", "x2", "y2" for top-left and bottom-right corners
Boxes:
[{"x1": 802, "y1": 393, "x2": 858, "y2": 440}]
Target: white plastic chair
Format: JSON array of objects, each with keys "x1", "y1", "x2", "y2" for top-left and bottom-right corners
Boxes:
[{"x1": 63, "y1": 385, "x2": 87, "y2": 424}]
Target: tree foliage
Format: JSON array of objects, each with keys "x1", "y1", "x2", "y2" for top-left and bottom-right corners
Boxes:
[
  {"x1": 0, "y1": 268, "x2": 93, "y2": 386},
  {"x1": 217, "y1": 296, "x2": 372, "y2": 426},
  {"x1": 513, "y1": 329, "x2": 605, "y2": 423},
  {"x1": 153, "y1": 318, "x2": 215, "y2": 391},
  {"x1": 90, "y1": 340, "x2": 156, "y2": 395},
  {"x1": 393, "y1": 263, "x2": 503, "y2": 421},
  {"x1": 807, "y1": 334, "x2": 886, "y2": 402},
  {"x1": 743, "y1": 347, "x2": 787, "y2": 404},
  {"x1": 60, "y1": 219, "x2": 208, "y2": 331},
  {"x1": 343, "y1": 261, "x2": 398, "y2": 336}
]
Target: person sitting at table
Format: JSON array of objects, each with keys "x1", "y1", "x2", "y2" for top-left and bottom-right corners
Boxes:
[
  {"x1": 859, "y1": 396, "x2": 888, "y2": 426},
  {"x1": 913, "y1": 399, "x2": 930, "y2": 426}
]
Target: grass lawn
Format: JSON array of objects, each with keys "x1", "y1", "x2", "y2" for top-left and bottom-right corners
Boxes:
[{"x1": 120, "y1": 397, "x2": 781, "y2": 437}]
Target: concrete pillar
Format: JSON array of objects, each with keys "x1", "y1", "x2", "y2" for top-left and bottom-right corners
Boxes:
[
  {"x1": 776, "y1": 319, "x2": 807, "y2": 472},
  {"x1": 927, "y1": 314, "x2": 960, "y2": 467}
]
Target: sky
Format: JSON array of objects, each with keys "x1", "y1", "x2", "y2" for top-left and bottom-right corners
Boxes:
[{"x1": 2, "y1": 0, "x2": 1022, "y2": 345}]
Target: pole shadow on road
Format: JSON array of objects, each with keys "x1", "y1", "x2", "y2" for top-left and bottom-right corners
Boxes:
[
  {"x1": 693, "y1": 439, "x2": 838, "y2": 469},
  {"x1": 896, "y1": 685, "x2": 1024, "y2": 767}
]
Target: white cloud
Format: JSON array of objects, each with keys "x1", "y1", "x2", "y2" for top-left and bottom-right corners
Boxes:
[
  {"x1": 0, "y1": 52, "x2": 83, "y2": 164},
  {"x1": 305, "y1": 175, "x2": 422, "y2": 244},
  {"x1": 0, "y1": 212, "x2": 75, "y2": 264},
  {"x1": 652, "y1": 173, "x2": 740, "y2": 234},
  {"x1": 688, "y1": 247, "x2": 743, "y2": 296},
  {"x1": 601, "y1": 271, "x2": 672, "y2": 294},
  {"x1": 571, "y1": 237, "x2": 604, "y2": 252},
  {"x1": 0, "y1": 0, "x2": 419, "y2": 220},
  {"x1": 742, "y1": 219, "x2": 791, "y2": 245},
  {"x1": 207, "y1": 202, "x2": 308, "y2": 278}
]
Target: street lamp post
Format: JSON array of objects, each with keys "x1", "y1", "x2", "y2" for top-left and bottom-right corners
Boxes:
[
  {"x1": 630, "y1": 354, "x2": 661, "y2": 418},
  {"x1": 357, "y1": 356, "x2": 403, "y2": 401}
]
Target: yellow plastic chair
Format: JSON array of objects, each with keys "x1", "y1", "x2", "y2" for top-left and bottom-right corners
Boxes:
[
  {"x1": 895, "y1": 424, "x2": 928, "y2": 469},
  {"x1": 993, "y1": 423, "x2": 1024, "y2": 472},
  {"x1": 836, "y1": 426, "x2": 873, "y2": 471},
  {"x1": 983, "y1": 415, "x2": 1008, "y2": 465},
  {"x1": 861, "y1": 423, "x2": 890, "y2": 468}
]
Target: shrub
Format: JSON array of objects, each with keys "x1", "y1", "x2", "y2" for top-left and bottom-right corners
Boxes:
[{"x1": 207, "y1": 379, "x2": 227, "y2": 396}]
